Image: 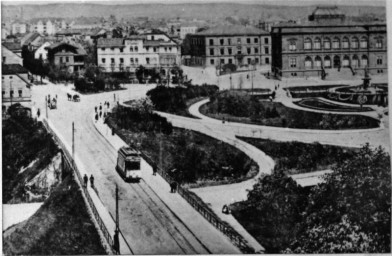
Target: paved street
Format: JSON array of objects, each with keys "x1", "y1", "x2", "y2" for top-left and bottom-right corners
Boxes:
[{"x1": 31, "y1": 82, "x2": 239, "y2": 254}]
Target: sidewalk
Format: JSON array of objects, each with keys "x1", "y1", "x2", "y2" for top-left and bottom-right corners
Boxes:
[{"x1": 93, "y1": 116, "x2": 241, "y2": 254}]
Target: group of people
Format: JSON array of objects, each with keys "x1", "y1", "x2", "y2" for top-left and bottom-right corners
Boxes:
[
  {"x1": 83, "y1": 174, "x2": 95, "y2": 188},
  {"x1": 95, "y1": 101, "x2": 111, "y2": 122}
]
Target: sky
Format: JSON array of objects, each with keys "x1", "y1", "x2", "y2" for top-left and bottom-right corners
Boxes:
[{"x1": 1, "y1": 0, "x2": 386, "y2": 6}]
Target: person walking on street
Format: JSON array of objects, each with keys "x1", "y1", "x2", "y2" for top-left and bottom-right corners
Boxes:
[
  {"x1": 37, "y1": 108, "x2": 41, "y2": 118},
  {"x1": 99, "y1": 111, "x2": 102, "y2": 118},
  {"x1": 99, "y1": 103, "x2": 102, "y2": 111},
  {"x1": 90, "y1": 175, "x2": 95, "y2": 188},
  {"x1": 113, "y1": 230, "x2": 120, "y2": 254},
  {"x1": 95, "y1": 106, "x2": 97, "y2": 113},
  {"x1": 95, "y1": 113, "x2": 99, "y2": 122},
  {"x1": 83, "y1": 174, "x2": 88, "y2": 187}
]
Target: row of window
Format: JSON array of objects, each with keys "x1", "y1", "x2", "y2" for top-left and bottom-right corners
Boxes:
[
  {"x1": 209, "y1": 46, "x2": 269, "y2": 56},
  {"x1": 209, "y1": 57, "x2": 270, "y2": 65},
  {"x1": 2, "y1": 90, "x2": 23, "y2": 98},
  {"x1": 59, "y1": 57, "x2": 70, "y2": 63},
  {"x1": 100, "y1": 46, "x2": 175, "y2": 53},
  {"x1": 288, "y1": 54, "x2": 381, "y2": 68},
  {"x1": 208, "y1": 37, "x2": 269, "y2": 46},
  {"x1": 289, "y1": 37, "x2": 383, "y2": 51}
]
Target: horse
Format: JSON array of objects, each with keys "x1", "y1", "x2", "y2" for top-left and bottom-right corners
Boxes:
[
  {"x1": 73, "y1": 95, "x2": 80, "y2": 102},
  {"x1": 67, "y1": 93, "x2": 72, "y2": 101}
]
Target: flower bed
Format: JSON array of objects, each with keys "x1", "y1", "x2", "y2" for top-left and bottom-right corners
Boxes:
[{"x1": 295, "y1": 98, "x2": 373, "y2": 112}]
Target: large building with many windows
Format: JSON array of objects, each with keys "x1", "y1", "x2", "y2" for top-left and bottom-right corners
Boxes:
[
  {"x1": 183, "y1": 25, "x2": 271, "y2": 67},
  {"x1": 96, "y1": 32, "x2": 180, "y2": 73},
  {"x1": 271, "y1": 6, "x2": 387, "y2": 78}
]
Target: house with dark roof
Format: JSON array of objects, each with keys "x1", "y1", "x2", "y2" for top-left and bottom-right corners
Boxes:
[
  {"x1": 2, "y1": 44, "x2": 23, "y2": 65},
  {"x1": 46, "y1": 42, "x2": 87, "y2": 73},
  {"x1": 271, "y1": 6, "x2": 387, "y2": 78},
  {"x1": 183, "y1": 25, "x2": 271, "y2": 68},
  {"x1": 1, "y1": 64, "x2": 32, "y2": 114},
  {"x1": 96, "y1": 32, "x2": 180, "y2": 74}
]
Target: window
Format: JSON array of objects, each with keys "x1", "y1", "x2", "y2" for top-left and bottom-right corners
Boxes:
[
  {"x1": 352, "y1": 55, "x2": 359, "y2": 67},
  {"x1": 305, "y1": 56, "x2": 312, "y2": 68},
  {"x1": 146, "y1": 58, "x2": 150, "y2": 64},
  {"x1": 228, "y1": 38, "x2": 231, "y2": 45},
  {"x1": 221, "y1": 59, "x2": 225, "y2": 64},
  {"x1": 228, "y1": 59, "x2": 233, "y2": 64},
  {"x1": 120, "y1": 48, "x2": 123, "y2": 53},
  {"x1": 254, "y1": 38, "x2": 258, "y2": 44},
  {"x1": 151, "y1": 36, "x2": 155, "y2": 40},
  {"x1": 264, "y1": 47, "x2": 269, "y2": 54},
  {"x1": 2, "y1": 91, "x2": 5, "y2": 97},
  {"x1": 248, "y1": 58, "x2": 251, "y2": 64},
  {"x1": 247, "y1": 38, "x2": 251, "y2": 44},
  {"x1": 289, "y1": 41, "x2": 296, "y2": 51},
  {"x1": 66, "y1": 57, "x2": 69, "y2": 62},
  {"x1": 10, "y1": 90, "x2": 14, "y2": 98},
  {"x1": 237, "y1": 49, "x2": 242, "y2": 55},
  {"x1": 255, "y1": 58, "x2": 259, "y2": 63},
  {"x1": 314, "y1": 38, "x2": 321, "y2": 49},
  {"x1": 102, "y1": 58, "x2": 106, "y2": 63},
  {"x1": 247, "y1": 48, "x2": 251, "y2": 54},
  {"x1": 351, "y1": 37, "x2": 359, "y2": 49},
  {"x1": 220, "y1": 48, "x2": 224, "y2": 55},
  {"x1": 146, "y1": 46, "x2": 150, "y2": 51},
  {"x1": 290, "y1": 58, "x2": 296, "y2": 68},
  {"x1": 9, "y1": 76, "x2": 12, "y2": 79},
  {"x1": 135, "y1": 58, "x2": 138, "y2": 64},
  {"x1": 210, "y1": 59, "x2": 214, "y2": 65},
  {"x1": 130, "y1": 58, "x2": 134, "y2": 64},
  {"x1": 342, "y1": 37, "x2": 349, "y2": 49},
  {"x1": 376, "y1": 39, "x2": 382, "y2": 49},
  {"x1": 111, "y1": 58, "x2": 115, "y2": 63},
  {"x1": 332, "y1": 38, "x2": 340, "y2": 49},
  {"x1": 264, "y1": 38, "x2": 269, "y2": 44},
  {"x1": 135, "y1": 46, "x2": 138, "y2": 52},
  {"x1": 18, "y1": 90, "x2": 22, "y2": 97},
  {"x1": 130, "y1": 47, "x2": 133, "y2": 52},
  {"x1": 237, "y1": 38, "x2": 241, "y2": 44},
  {"x1": 154, "y1": 47, "x2": 158, "y2": 52},
  {"x1": 209, "y1": 39, "x2": 214, "y2": 45},
  {"x1": 315, "y1": 56, "x2": 322, "y2": 67},
  {"x1": 324, "y1": 56, "x2": 331, "y2": 68},
  {"x1": 304, "y1": 38, "x2": 312, "y2": 50},
  {"x1": 210, "y1": 49, "x2": 214, "y2": 55},
  {"x1": 164, "y1": 47, "x2": 167, "y2": 52},
  {"x1": 220, "y1": 39, "x2": 224, "y2": 45},
  {"x1": 342, "y1": 56, "x2": 350, "y2": 67},
  {"x1": 228, "y1": 48, "x2": 232, "y2": 55},
  {"x1": 377, "y1": 56, "x2": 383, "y2": 65},
  {"x1": 169, "y1": 47, "x2": 172, "y2": 51},
  {"x1": 265, "y1": 57, "x2": 269, "y2": 64},
  {"x1": 120, "y1": 58, "x2": 124, "y2": 63},
  {"x1": 361, "y1": 55, "x2": 368, "y2": 67},
  {"x1": 360, "y1": 37, "x2": 367, "y2": 48},
  {"x1": 59, "y1": 57, "x2": 63, "y2": 63},
  {"x1": 324, "y1": 38, "x2": 331, "y2": 49},
  {"x1": 254, "y1": 47, "x2": 259, "y2": 53}
]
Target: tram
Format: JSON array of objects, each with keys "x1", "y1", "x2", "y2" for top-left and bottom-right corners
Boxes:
[{"x1": 116, "y1": 146, "x2": 142, "y2": 182}]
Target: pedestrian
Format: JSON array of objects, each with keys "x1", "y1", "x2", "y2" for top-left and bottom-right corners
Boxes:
[
  {"x1": 153, "y1": 167, "x2": 157, "y2": 176},
  {"x1": 107, "y1": 102, "x2": 110, "y2": 109},
  {"x1": 83, "y1": 174, "x2": 88, "y2": 187},
  {"x1": 170, "y1": 182, "x2": 175, "y2": 193},
  {"x1": 56, "y1": 94, "x2": 58, "y2": 99},
  {"x1": 90, "y1": 175, "x2": 94, "y2": 188},
  {"x1": 95, "y1": 106, "x2": 97, "y2": 113},
  {"x1": 113, "y1": 230, "x2": 120, "y2": 254},
  {"x1": 99, "y1": 103, "x2": 102, "y2": 111},
  {"x1": 99, "y1": 111, "x2": 102, "y2": 118},
  {"x1": 247, "y1": 74, "x2": 249, "y2": 80},
  {"x1": 95, "y1": 113, "x2": 98, "y2": 122},
  {"x1": 37, "y1": 108, "x2": 41, "y2": 118}
]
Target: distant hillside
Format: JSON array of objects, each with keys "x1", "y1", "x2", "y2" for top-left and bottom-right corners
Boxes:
[{"x1": 1, "y1": 3, "x2": 386, "y2": 22}]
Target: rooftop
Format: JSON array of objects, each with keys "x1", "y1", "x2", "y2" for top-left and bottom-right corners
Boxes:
[
  {"x1": 311, "y1": 6, "x2": 344, "y2": 17},
  {"x1": 195, "y1": 25, "x2": 269, "y2": 36},
  {"x1": 47, "y1": 42, "x2": 87, "y2": 55},
  {"x1": 2, "y1": 42, "x2": 22, "y2": 51},
  {"x1": 2, "y1": 64, "x2": 28, "y2": 75}
]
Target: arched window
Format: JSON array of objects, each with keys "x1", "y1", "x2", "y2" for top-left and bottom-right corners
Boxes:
[
  {"x1": 305, "y1": 56, "x2": 313, "y2": 68},
  {"x1": 342, "y1": 37, "x2": 349, "y2": 49},
  {"x1": 352, "y1": 55, "x2": 359, "y2": 67},
  {"x1": 342, "y1": 55, "x2": 350, "y2": 67},
  {"x1": 324, "y1": 37, "x2": 331, "y2": 49},
  {"x1": 376, "y1": 39, "x2": 383, "y2": 49},
  {"x1": 332, "y1": 37, "x2": 340, "y2": 49},
  {"x1": 361, "y1": 55, "x2": 368, "y2": 67},
  {"x1": 351, "y1": 37, "x2": 359, "y2": 49},
  {"x1": 360, "y1": 37, "x2": 368, "y2": 48},
  {"x1": 333, "y1": 55, "x2": 341, "y2": 68},
  {"x1": 314, "y1": 37, "x2": 321, "y2": 49},
  {"x1": 324, "y1": 56, "x2": 331, "y2": 68},
  {"x1": 315, "y1": 56, "x2": 322, "y2": 67},
  {"x1": 304, "y1": 38, "x2": 312, "y2": 50},
  {"x1": 289, "y1": 40, "x2": 297, "y2": 51}
]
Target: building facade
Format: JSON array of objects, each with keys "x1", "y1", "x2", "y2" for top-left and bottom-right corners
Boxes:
[
  {"x1": 271, "y1": 7, "x2": 387, "y2": 78},
  {"x1": 31, "y1": 20, "x2": 57, "y2": 35},
  {"x1": 2, "y1": 64, "x2": 32, "y2": 114},
  {"x1": 11, "y1": 22, "x2": 27, "y2": 35},
  {"x1": 96, "y1": 33, "x2": 180, "y2": 73},
  {"x1": 46, "y1": 42, "x2": 87, "y2": 73},
  {"x1": 183, "y1": 25, "x2": 271, "y2": 67}
]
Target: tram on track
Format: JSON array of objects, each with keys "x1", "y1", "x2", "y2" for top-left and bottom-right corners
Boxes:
[{"x1": 116, "y1": 146, "x2": 142, "y2": 182}]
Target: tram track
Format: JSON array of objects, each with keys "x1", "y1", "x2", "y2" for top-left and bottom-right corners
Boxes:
[{"x1": 79, "y1": 108, "x2": 210, "y2": 254}]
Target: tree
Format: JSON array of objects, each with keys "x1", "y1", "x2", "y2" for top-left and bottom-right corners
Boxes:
[{"x1": 288, "y1": 144, "x2": 391, "y2": 253}]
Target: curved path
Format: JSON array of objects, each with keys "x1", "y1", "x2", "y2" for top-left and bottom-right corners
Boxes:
[{"x1": 188, "y1": 99, "x2": 390, "y2": 152}]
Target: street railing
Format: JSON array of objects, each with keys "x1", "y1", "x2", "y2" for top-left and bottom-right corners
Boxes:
[{"x1": 42, "y1": 119, "x2": 115, "y2": 254}]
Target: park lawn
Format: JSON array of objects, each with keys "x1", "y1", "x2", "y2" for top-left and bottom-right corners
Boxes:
[
  {"x1": 238, "y1": 137, "x2": 356, "y2": 175},
  {"x1": 201, "y1": 100, "x2": 379, "y2": 130},
  {"x1": 106, "y1": 112, "x2": 257, "y2": 187}
]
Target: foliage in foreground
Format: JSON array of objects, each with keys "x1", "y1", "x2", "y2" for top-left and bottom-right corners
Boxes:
[{"x1": 232, "y1": 145, "x2": 391, "y2": 253}]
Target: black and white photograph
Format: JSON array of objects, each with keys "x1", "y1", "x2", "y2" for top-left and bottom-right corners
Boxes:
[{"x1": 1, "y1": 0, "x2": 391, "y2": 254}]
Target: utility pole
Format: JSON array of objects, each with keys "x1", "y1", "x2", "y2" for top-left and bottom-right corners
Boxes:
[
  {"x1": 114, "y1": 184, "x2": 120, "y2": 255},
  {"x1": 72, "y1": 122, "x2": 75, "y2": 159},
  {"x1": 116, "y1": 184, "x2": 119, "y2": 231}
]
